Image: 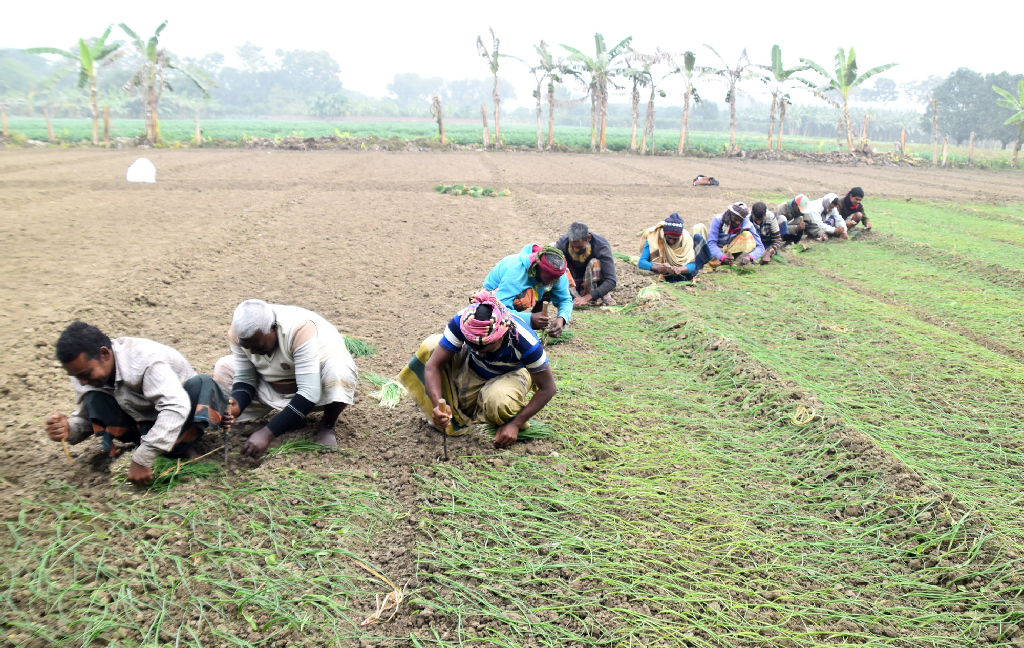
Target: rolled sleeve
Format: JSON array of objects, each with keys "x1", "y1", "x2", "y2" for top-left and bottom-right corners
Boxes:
[{"x1": 133, "y1": 362, "x2": 191, "y2": 467}]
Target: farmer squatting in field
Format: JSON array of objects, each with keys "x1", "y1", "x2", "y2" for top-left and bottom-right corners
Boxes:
[
  {"x1": 805, "y1": 193, "x2": 848, "y2": 241},
  {"x1": 483, "y1": 243, "x2": 573, "y2": 338},
  {"x1": 776, "y1": 194, "x2": 811, "y2": 244},
  {"x1": 750, "y1": 202, "x2": 785, "y2": 264},
  {"x1": 212, "y1": 300, "x2": 358, "y2": 459},
  {"x1": 637, "y1": 212, "x2": 713, "y2": 281},
  {"x1": 692, "y1": 202, "x2": 765, "y2": 267},
  {"x1": 840, "y1": 187, "x2": 871, "y2": 232},
  {"x1": 44, "y1": 322, "x2": 234, "y2": 486},
  {"x1": 555, "y1": 222, "x2": 618, "y2": 306},
  {"x1": 398, "y1": 291, "x2": 557, "y2": 448}
]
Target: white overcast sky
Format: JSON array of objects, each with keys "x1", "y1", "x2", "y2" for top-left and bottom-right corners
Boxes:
[{"x1": 2, "y1": 0, "x2": 1015, "y2": 107}]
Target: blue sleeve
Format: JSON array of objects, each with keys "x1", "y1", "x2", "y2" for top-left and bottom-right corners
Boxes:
[
  {"x1": 551, "y1": 275, "x2": 574, "y2": 323},
  {"x1": 483, "y1": 259, "x2": 522, "y2": 313},
  {"x1": 438, "y1": 316, "x2": 464, "y2": 353},
  {"x1": 685, "y1": 262, "x2": 696, "y2": 274},
  {"x1": 482, "y1": 261, "x2": 502, "y2": 291},
  {"x1": 747, "y1": 223, "x2": 765, "y2": 261},
  {"x1": 638, "y1": 240, "x2": 653, "y2": 271},
  {"x1": 707, "y1": 217, "x2": 725, "y2": 260}
]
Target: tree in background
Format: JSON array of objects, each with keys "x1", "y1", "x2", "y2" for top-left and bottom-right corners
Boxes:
[
  {"x1": 562, "y1": 33, "x2": 633, "y2": 152},
  {"x1": 992, "y1": 80, "x2": 1024, "y2": 168},
  {"x1": 25, "y1": 25, "x2": 122, "y2": 145},
  {"x1": 859, "y1": 78, "x2": 899, "y2": 104},
  {"x1": 387, "y1": 73, "x2": 443, "y2": 108},
  {"x1": 701, "y1": 46, "x2": 762, "y2": 154},
  {"x1": 477, "y1": 28, "x2": 520, "y2": 149},
  {"x1": 759, "y1": 45, "x2": 810, "y2": 150},
  {"x1": 308, "y1": 92, "x2": 347, "y2": 117},
  {"x1": 621, "y1": 58, "x2": 651, "y2": 152},
  {"x1": 668, "y1": 50, "x2": 701, "y2": 153},
  {"x1": 801, "y1": 47, "x2": 896, "y2": 151},
  {"x1": 119, "y1": 21, "x2": 214, "y2": 143},
  {"x1": 532, "y1": 41, "x2": 566, "y2": 150}
]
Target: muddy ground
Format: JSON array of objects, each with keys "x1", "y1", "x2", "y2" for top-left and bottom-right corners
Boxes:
[{"x1": 2, "y1": 148, "x2": 1024, "y2": 645}]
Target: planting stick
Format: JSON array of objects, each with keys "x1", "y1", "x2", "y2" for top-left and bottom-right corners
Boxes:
[
  {"x1": 437, "y1": 399, "x2": 451, "y2": 461},
  {"x1": 223, "y1": 398, "x2": 236, "y2": 468},
  {"x1": 60, "y1": 439, "x2": 73, "y2": 466}
]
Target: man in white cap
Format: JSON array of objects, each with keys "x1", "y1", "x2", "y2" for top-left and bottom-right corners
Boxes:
[
  {"x1": 776, "y1": 195, "x2": 810, "y2": 244},
  {"x1": 213, "y1": 300, "x2": 358, "y2": 458}
]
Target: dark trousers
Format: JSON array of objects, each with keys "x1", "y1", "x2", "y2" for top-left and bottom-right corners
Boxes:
[{"x1": 85, "y1": 374, "x2": 227, "y2": 458}]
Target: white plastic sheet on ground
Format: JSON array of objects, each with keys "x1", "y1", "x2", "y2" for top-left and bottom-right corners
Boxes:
[{"x1": 126, "y1": 158, "x2": 156, "y2": 183}]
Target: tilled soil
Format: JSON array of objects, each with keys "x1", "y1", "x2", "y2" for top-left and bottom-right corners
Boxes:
[{"x1": 2, "y1": 148, "x2": 1024, "y2": 645}]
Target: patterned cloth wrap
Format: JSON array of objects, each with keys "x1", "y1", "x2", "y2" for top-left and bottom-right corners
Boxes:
[
  {"x1": 459, "y1": 291, "x2": 516, "y2": 346},
  {"x1": 526, "y1": 244, "x2": 566, "y2": 280}
]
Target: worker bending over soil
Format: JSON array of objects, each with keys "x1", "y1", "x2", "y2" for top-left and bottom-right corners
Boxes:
[
  {"x1": 556, "y1": 222, "x2": 618, "y2": 306},
  {"x1": 840, "y1": 187, "x2": 871, "y2": 231},
  {"x1": 45, "y1": 322, "x2": 232, "y2": 486},
  {"x1": 750, "y1": 202, "x2": 784, "y2": 264},
  {"x1": 693, "y1": 202, "x2": 765, "y2": 266},
  {"x1": 777, "y1": 194, "x2": 811, "y2": 244},
  {"x1": 213, "y1": 300, "x2": 358, "y2": 459},
  {"x1": 398, "y1": 291, "x2": 557, "y2": 448},
  {"x1": 638, "y1": 213, "x2": 712, "y2": 281},
  {"x1": 483, "y1": 244, "x2": 573, "y2": 338},
  {"x1": 805, "y1": 193, "x2": 848, "y2": 241}
]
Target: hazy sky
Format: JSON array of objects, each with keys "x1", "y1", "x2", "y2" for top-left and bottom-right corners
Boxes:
[{"x1": 3, "y1": 0, "x2": 1015, "y2": 107}]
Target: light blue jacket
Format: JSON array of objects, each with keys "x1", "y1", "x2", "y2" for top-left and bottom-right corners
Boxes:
[{"x1": 483, "y1": 244, "x2": 574, "y2": 324}]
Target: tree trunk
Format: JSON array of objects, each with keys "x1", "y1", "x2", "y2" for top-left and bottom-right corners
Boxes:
[
  {"x1": 150, "y1": 93, "x2": 160, "y2": 145},
  {"x1": 629, "y1": 83, "x2": 639, "y2": 153},
  {"x1": 1012, "y1": 124, "x2": 1021, "y2": 169},
  {"x1": 599, "y1": 81, "x2": 608, "y2": 152},
  {"x1": 642, "y1": 86, "x2": 656, "y2": 155},
  {"x1": 843, "y1": 102, "x2": 854, "y2": 151},
  {"x1": 941, "y1": 136, "x2": 948, "y2": 166},
  {"x1": 766, "y1": 94, "x2": 777, "y2": 150},
  {"x1": 89, "y1": 81, "x2": 99, "y2": 146},
  {"x1": 195, "y1": 114, "x2": 202, "y2": 147},
  {"x1": 861, "y1": 114, "x2": 871, "y2": 150},
  {"x1": 836, "y1": 110, "x2": 843, "y2": 151},
  {"x1": 547, "y1": 82, "x2": 555, "y2": 150},
  {"x1": 900, "y1": 127, "x2": 906, "y2": 156},
  {"x1": 103, "y1": 106, "x2": 110, "y2": 147},
  {"x1": 968, "y1": 131, "x2": 975, "y2": 165},
  {"x1": 678, "y1": 90, "x2": 690, "y2": 153},
  {"x1": 589, "y1": 90, "x2": 597, "y2": 152},
  {"x1": 492, "y1": 77, "x2": 501, "y2": 150},
  {"x1": 728, "y1": 81, "x2": 737, "y2": 154},
  {"x1": 776, "y1": 100, "x2": 787, "y2": 150},
  {"x1": 481, "y1": 103, "x2": 489, "y2": 149},
  {"x1": 431, "y1": 95, "x2": 446, "y2": 145},
  {"x1": 534, "y1": 83, "x2": 542, "y2": 150},
  {"x1": 43, "y1": 107, "x2": 54, "y2": 142}
]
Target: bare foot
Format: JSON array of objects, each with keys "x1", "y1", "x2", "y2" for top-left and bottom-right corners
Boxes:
[{"x1": 315, "y1": 426, "x2": 338, "y2": 448}]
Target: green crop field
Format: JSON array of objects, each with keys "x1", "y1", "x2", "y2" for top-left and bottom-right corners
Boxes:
[
  {"x1": 9, "y1": 117, "x2": 1015, "y2": 164},
  {"x1": 4, "y1": 200, "x2": 1023, "y2": 646}
]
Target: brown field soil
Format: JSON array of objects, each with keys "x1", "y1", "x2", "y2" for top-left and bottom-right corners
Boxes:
[{"x1": 2, "y1": 148, "x2": 1024, "y2": 646}]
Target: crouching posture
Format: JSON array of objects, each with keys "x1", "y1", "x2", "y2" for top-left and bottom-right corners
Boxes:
[
  {"x1": 693, "y1": 202, "x2": 765, "y2": 266},
  {"x1": 556, "y1": 222, "x2": 618, "y2": 306},
  {"x1": 213, "y1": 300, "x2": 358, "y2": 458},
  {"x1": 483, "y1": 243, "x2": 573, "y2": 337},
  {"x1": 750, "y1": 202, "x2": 784, "y2": 264},
  {"x1": 45, "y1": 321, "x2": 231, "y2": 486},
  {"x1": 806, "y1": 193, "x2": 848, "y2": 241},
  {"x1": 398, "y1": 292, "x2": 556, "y2": 448},
  {"x1": 638, "y1": 212, "x2": 712, "y2": 281}
]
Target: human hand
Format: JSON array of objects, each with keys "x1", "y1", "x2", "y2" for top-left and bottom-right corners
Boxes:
[
  {"x1": 737, "y1": 254, "x2": 751, "y2": 267},
  {"x1": 432, "y1": 399, "x2": 452, "y2": 430},
  {"x1": 530, "y1": 312, "x2": 550, "y2": 330},
  {"x1": 493, "y1": 421, "x2": 519, "y2": 448},
  {"x1": 128, "y1": 460, "x2": 154, "y2": 487},
  {"x1": 798, "y1": 222, "x2": 806, "y2": 231},
  {"x1": 573, "y1": 294, "x2": 593, "y2": 307},
  {"x1": 547, "y1": 317, "x2": 565, "y2": 337},
  {"x1": 720, "y1": 255, "x2": 734, "y2": 266},
  {"x1": 45, "y1": 413, "x2": 69, "y2": 442},
  {"x1": 241, "y1": 426, "x2": 274, "y2": 458},
  {"x1": 650, "y1": 263, "x2": 670, "y2": 275},
  {"x1": 222, "y1": 398, "x2": 237, "y2": 428},
  {"x1": 759, "y1": 252, "x2": 772, "y2": 265}
]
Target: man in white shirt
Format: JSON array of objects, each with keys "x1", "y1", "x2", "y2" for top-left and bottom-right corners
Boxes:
[{"x1": 213, "y1": 300, "x2": 358, "y2": 459}]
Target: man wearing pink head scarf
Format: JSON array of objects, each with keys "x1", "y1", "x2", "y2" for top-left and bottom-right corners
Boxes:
[{"x1": 398, "y1": 291, "x2": 557, "y2": 448}]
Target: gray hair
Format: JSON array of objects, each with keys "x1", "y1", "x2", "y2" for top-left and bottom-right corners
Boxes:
[
  {"x1": 232, "y1": 299, "x2": 275, "y2": 339},
  {"x1": 567, "y1": 222, "x2": 590, "y2": 243}
]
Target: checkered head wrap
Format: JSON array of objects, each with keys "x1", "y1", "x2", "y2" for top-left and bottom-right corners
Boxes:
[{"x1": 459, "y1": 291, "x2": 515, "y2": 346}]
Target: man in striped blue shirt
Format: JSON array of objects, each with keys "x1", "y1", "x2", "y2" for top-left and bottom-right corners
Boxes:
[{"x1": 398, "y1": 292, "x2": 557, "y2": 448}]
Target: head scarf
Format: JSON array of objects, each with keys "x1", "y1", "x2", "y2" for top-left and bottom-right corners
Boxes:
[
  {"x1": 726, "y1": 202, "x2": 750, "y2": 221},
  {"x1": 822, "y1": 193, "x2": 839, "y2": 210},
  {"x1": 849, "y1": 187, "x2": 865, "y2": 198},
  {"x1": 663, "y1": 213, "x2": 685, "y2": 235},
  {"x1": 527, "y1": 244, "x2": 566, "y2": 280},
  {"x1": 791, "y1": 195, "x2": 809, "y2": 215},
  {"x1": 459, "y1": 291, "x2": 515, "y2": 346}
]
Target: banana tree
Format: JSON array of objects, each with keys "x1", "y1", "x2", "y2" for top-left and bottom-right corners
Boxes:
[
  {"x1": 476, "y1": 28, "x2": 520, "y2": 150},
  {"x1": 120, "y1": 21, "x2": 214, "y2": 144},
  {"x1": 562, "y1": 34, "x2": 633, "y2": 152},
  {"x1": 531, "y1": 41, "x2": 566, "y2": 150},
  {"x1": 701, "y1": 46, "x2": 763, "y2": 154},
  {"x1": 759, "y1": 45, "x2": 812, "y2": 150},
  {"x1": 621, "y1": 60, "x2": 651, "y2": 153},
  {"x1": 667, "y1": 51, "x2": 702, "y2": 153},
  {"x1": 800, "y1": 47, "x2": 896, "y2": 151},
  {"x1": 25, "y1": 25, "x2": 122, "y2": 146},
  {"x1": 993, "y1": 80, "x2": 1024, "y2": 168}
]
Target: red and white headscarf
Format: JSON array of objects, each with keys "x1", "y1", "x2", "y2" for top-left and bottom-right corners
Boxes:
[{"x1": 459, "y1": 291, "x2": 515, "y2": 346}]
